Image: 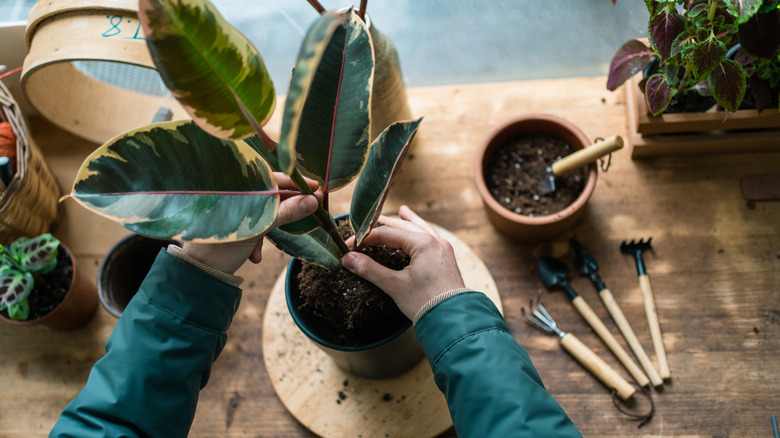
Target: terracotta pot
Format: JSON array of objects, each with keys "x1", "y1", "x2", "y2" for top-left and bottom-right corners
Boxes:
[
  {"x1": 474, "y1": 114, "x2": 598, "y2": 241},
  {"x1": 98, "y1": 234, "x2": 175, "y2": 317},
  {"x1": 284, "y1": 214, "x2": 424, "y2": 379},
  {"x1": 0, "y1": 243, "x2": 97, "y2": 330}
]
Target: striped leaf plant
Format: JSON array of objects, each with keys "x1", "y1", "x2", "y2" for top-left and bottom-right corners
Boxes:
[{"x1": 66, "y1": 1, "x2": 421, "y2": 270}]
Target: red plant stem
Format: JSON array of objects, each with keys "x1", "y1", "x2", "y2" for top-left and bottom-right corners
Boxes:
[
  {"x1": 288, "y1": 169, "x2": 350, "y2": 255},
  {"x1": 255, "y1": 127, "x2": 277, "y2": 152},
  {"x1": 306, "y1": 0, "x2": 325, "y2": 14},
  {"x1": 0, "y1": 67, "x2": 22, "y2": 81},
  {"x1": 357, "y1": 0, "x2": 368, "y2": 21}
]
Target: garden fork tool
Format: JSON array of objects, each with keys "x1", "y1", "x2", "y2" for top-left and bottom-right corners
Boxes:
[
  {"x1": 620, "y1": 238, "x2": 670, "y2": 379},
  {"x1": 570, "y1": 238, "x2": 663, "y2": 387},
  {"x1": 538, "y1": 257, "x2": 650, "y2": 387},
  {"x1": 522, "y1": 298, "x2": 636, "y2": 401}
]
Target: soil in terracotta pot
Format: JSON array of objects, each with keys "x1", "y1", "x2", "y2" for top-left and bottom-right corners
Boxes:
[
  {"x1": 485, "y1": 132, "x2": 586, "y2": 217},
  {"x1": 296, "y1": 219, "x2": 410, "y2": 347},
  {"x1": 1, "y1": 247, "x2": 73, "y2": 321}
]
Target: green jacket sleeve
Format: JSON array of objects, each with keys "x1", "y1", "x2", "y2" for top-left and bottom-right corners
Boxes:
[
  {"x1": 50, "y1": 250, "x2": 242, "y2": 438},
  {"x1": 415, "y1": 291, "x2": 581, "y2": 438}
]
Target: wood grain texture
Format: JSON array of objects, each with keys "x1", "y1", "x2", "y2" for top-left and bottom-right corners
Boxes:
[{"x1": 1, "y1": 77, "x2": 779, "y2": 437}]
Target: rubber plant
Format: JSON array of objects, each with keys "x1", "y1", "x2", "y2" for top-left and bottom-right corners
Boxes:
[
  {"x1": 607, "y1": 0, "x2": 780, "y2": 115},
  {"x1": 0, "y1": 233, "x2": 60, "y2": 321},
  {"x1": 65, "y1": 1, "x2": 421, "y2": 270}
]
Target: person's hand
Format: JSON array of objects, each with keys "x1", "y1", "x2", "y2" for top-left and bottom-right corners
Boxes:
[
  {"x1": 342, "y1": 205, "x2": 466, "y2": 320},
  {"x1": 181, "y1": 174, "x2": 320, "y2": 274}
]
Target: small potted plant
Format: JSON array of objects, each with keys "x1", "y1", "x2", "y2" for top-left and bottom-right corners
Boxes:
[
  {"x1": 66, "y1": 1, "x2": 422, "y2": 377},
  {"x1": 607, "y1": 0, "x2": 780, "y2": 155},
  {"x1": 474, "y1": 114, "x2": 621, "y2": 242},
  {"x1": 608, "y1": 0, "x2": 780, "y2": 116},
  {"x1": 0, "y1": 233, "x2": 97, "y2": 330}
]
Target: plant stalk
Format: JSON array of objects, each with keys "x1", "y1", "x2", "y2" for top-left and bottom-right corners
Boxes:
[
  {"x1": 287, "y1": 170, "x2": 350, "y2": 255},
  {"x1": 306, "y1": 0, "x2": 325, "y2": 14}
]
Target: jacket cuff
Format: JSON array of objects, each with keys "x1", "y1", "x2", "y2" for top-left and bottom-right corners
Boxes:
[
  {"x1": 414, "y1": 291, "x2": 508, "y2": 366},
  {"x1": 412, "y1": 288, "x2": 475, "y2": 325},
  {"x1": 138, "y1": 250, "x2": 242, "y2": 333},
  {"x1": 166, "y1": 244, "x2": 244, "y2": 287}
]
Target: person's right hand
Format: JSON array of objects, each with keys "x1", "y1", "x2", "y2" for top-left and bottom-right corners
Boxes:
[{"x1": 342, "y1": 205, "x2": 466, "y2": 320}]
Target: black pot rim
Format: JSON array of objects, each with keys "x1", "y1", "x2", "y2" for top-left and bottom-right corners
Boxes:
[
  {"x1": 284, "y1": 254, "x2": 412, "y2": 353},
  {"x1": 97, "y1": 233, "x2": 176, "y2": 317}
]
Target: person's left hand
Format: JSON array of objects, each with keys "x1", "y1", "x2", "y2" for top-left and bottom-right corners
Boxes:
[{"x1": 181, "y1": 174, "x2": 320, "y2": 274}]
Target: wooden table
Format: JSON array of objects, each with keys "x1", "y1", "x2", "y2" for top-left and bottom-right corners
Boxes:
[{"x1": 1, "y1": 77, "x2": 778, "y2": 437}]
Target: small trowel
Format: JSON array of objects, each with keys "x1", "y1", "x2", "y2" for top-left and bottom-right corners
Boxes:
[{"x1": 539, "y1": 135, "x2": 624, "y2": 195}]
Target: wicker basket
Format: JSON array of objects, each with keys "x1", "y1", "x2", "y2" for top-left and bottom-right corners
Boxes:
[{"x1": 0, "y1": 79, "x2": 60, "y2": 244}]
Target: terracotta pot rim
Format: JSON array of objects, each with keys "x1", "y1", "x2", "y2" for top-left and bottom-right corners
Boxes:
[
  {"x1": 474, "y1": 113, "x2": 598, "y2": 226},
  {"x1": 0, "y1": 242, "x2": 77, "y2": 326}
]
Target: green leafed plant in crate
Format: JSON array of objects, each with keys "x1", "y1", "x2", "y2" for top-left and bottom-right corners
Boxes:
[
  {"x1": 65, "y1": 0, "x2": 421, "y2": 270},
  {"x1": 607, "y1": 0, "x2": 780, "y2": 115}
]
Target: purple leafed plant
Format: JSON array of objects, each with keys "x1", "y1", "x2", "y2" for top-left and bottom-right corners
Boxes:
[{"x1": 607, "y1": 0, "x2": 780, "y2": 116}]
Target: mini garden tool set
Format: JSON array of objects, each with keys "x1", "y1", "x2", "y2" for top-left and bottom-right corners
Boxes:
[
  {"x1": 526, "y1": 238, "x2": 669, "y2": 396},
  {"x1": 538, "y1": 135, "x2": 624, "y2": 195}
]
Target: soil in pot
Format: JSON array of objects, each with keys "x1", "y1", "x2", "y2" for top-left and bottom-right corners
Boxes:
[
  {"x1": 0, "y1": 247, "x2": 72, "y2": 321},
  {"x1": 484, "y1": 132, "x2": 586, "y2": 217},
  {"x1": 295, "y1": 219, "x2": 410, "y2": 347}
]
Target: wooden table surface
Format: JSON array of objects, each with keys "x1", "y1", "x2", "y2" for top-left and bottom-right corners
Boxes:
[{"x1": 1, "y1": 76, "x2": 778, "y2": 437}]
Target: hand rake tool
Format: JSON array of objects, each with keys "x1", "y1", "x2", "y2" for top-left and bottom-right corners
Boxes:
[{"x1": 620, "y1": 238, "x2": 670, "y2": 380}]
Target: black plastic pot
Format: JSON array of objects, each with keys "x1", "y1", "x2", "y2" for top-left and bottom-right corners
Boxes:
[
  {"x1": 98, "y1": 234, "x2": 175, "y2": 317},
  {"x1": 284, "y1": 248, "x2": 424, "y2": 379}
]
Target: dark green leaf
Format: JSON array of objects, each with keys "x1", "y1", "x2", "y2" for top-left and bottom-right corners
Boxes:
[
  {"x1": 276, "y1": 12, "x2": 346, "y2": 175},
  {"x1": 350, "y1": 118, "x2": 422, "y2": 247},
  {"x1": 139, "y1": 0, "x2": 275, "y2": 140},
  {"x1": 648, "y1": 8, "x2": 686, "y2": 60},
  {"x1": 692, "y1": 37, "x2": 727, "y2": 80},
  {"x1": 280, "y1": 10, "x2": 373, "y2": 192},
  {"x1": 747, "y1": 74, "x2": 771, "y2": 113},
  {"x1": 266, "y1": 227, "x2": 341, "y2": 269},
  {"x1": 607, "y1": 40, "x2": 654, "y2": 91},
  {"x1": 708, "y1": 59, "x2": 746, "y2": 112},
  {"x1": 724, "y1": 0, "x2": 762, "y2": 24},
  {"x1": 645, "y1": 73, "x2": 672, "y2": 116},
  {"x1": 70, "y1": 121, "x2": 280, "y2": 242}
]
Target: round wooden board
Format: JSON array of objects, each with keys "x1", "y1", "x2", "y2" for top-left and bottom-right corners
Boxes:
[{"x1": 262, "y1": 223, "x2": 502, "y2": 438}]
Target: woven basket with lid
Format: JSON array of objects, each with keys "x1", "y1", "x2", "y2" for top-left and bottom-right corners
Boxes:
[{"x1": 0, "y1": 79, "x2": 60, "y2": 244}]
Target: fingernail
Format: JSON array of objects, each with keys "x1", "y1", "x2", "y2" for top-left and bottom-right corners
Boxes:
[
  {"x1": 299, "y1": 196, "x2": 318, "y2": 214},
  {"x1": 342, "y1": 252, "x2": 357, "y2": 270}
]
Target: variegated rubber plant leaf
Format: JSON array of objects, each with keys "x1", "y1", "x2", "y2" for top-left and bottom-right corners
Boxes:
[
  {"x1": 350, "y1": 118, "x2": 422, "y2": 247},
  {"x1": 0, "y1": 265, "x2": 33, "y2": 320},
  {"x1": 139, "y1": 0, "x2": 275, "y2": 141},
  {"x1": 266, "y1": 226, "x2": 341, "y2": 270},
  {"x1": 68, "y1": 121, "x2": 281, "y2": 243},
  {"x1": 9, "y1": 233, "x2": 59, "y2": 275},
  {"x1": 278, "y1": 8, "x2": 374, "y2": 191}
]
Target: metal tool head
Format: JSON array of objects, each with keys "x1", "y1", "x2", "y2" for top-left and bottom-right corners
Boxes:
[
  {"x1": 537, "y1": 256, "x2": 571, "y2": 290},
  {"x1": 620, "y1": 238, "x2": 653, "y2": 275},
  {"x1": 521, "y1": 295, "x2": 564, "y2": 338},
  {"x1": 539, "y1": 167, "x2": 556, "y2": 195},
  {"x1": 570, "y1": 237, "x2": 598, "y2": 275},
  {"x1": 619, "y1": 237, "x2": 653, "y2": 254}
]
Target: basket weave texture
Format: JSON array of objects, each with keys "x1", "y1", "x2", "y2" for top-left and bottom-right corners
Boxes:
[{"x1": 0, "y1": 79, "x2": 60, "y2": 244}]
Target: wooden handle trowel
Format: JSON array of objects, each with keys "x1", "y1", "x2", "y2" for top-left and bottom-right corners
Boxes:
[{"x1": 539, "y1": 135, "x2": 624, "y2": 195}]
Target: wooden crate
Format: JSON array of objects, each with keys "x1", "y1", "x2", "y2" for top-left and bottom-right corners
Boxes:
[{"x1": 625, "y1": 75, "x2": 780, "y2": 157}]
